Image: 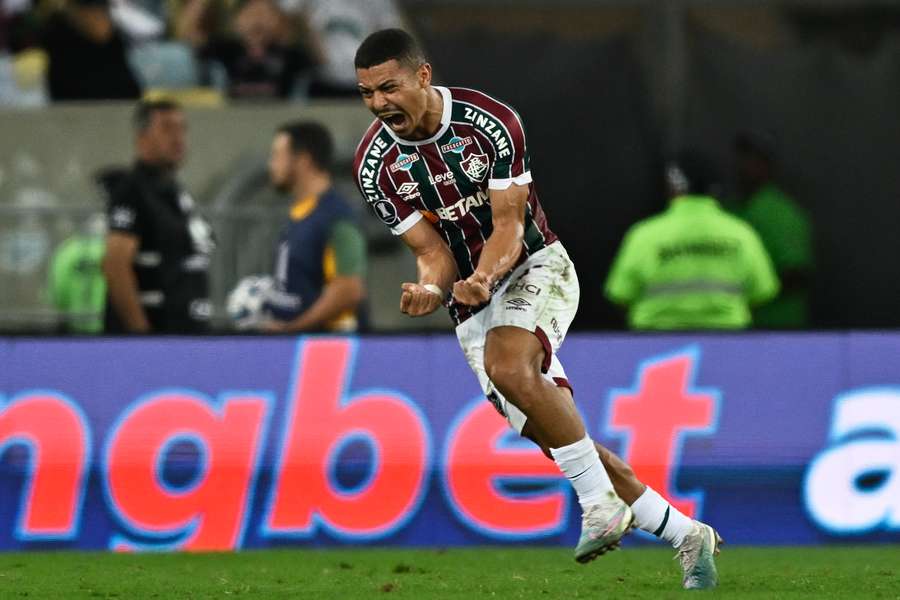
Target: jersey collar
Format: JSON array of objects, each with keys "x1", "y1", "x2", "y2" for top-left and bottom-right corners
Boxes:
[
  {"x1": 290, "y1": 195, "x2": 319, "y2": 221},
  {"x1": 383, "y1": 86, "x2": 452, "y2": 146}
]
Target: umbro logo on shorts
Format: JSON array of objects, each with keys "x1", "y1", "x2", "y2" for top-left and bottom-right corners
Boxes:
[{"x1": 505, "y1": 298, "x2": 531, "y2": 311}]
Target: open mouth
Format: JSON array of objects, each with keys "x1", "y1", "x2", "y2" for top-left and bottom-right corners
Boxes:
[{"x1": 379, "y1": 112, "x2": 407, "y2": 131}]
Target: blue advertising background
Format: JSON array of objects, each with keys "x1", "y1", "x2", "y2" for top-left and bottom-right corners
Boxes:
[{"x1": 0, "y1": 332, "x2": 898, "y2": 551}]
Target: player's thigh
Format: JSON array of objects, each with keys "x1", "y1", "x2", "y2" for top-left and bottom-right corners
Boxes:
[
  {"x1": 484, "y1": 325, "x2": 544, "y2": 379},
  {"x1": 455, "y1": 310, "x2": 490, "y2": 391},
  {"x1": 456, "y1": 312, "x2": 529, "y2": 433}
]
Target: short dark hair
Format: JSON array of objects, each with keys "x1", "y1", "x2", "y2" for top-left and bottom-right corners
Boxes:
[
  {"x1": 277, "y1": 121, "x2": 334, "y2": 173},
  {"x1": 133, "y1": 99, "x2": 181, "y2": 132},
  {"x1": 735, "y1": 130, "x2": 777, "y2": 163},
  {"x1": 666, "y1": 149, "x2": 720, "y2": 196},
  {"x1": 354, "y1": 28, "x2": 427, "y2": 71}
]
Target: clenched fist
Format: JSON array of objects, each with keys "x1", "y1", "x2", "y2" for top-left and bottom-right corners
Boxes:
[
  {"x1": 400, "y1": 283, "x2": 443, "y2": 316},
  {"x1": 453, "y1": 272, "x2": 491, "y2": 306}
]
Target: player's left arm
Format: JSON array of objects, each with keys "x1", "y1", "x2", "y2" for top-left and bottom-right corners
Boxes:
[
  {"x1": 452, "y1": 183, "x2": 527, "y2": 306},
  {"x1": 453, "y1": 96, "x2": 531, "y2": 306},
  {"x1": 268, "y1": 221, "x2": 366, "y2": 332}
]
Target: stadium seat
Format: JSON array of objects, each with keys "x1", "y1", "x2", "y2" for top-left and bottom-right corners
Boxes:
[{"x1": 128, "y1": 41, "x2": 200, "y2": 89}]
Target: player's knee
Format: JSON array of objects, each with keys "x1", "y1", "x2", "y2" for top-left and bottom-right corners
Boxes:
[
  {"x1": 486, "y1": 356, "x2": 539, "y2": 406},
  {"x1": 485, "y1": 358, "x2": 524, "y2": 393}
]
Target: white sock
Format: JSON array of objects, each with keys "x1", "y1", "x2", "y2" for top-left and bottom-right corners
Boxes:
[
  {"x1": 630, "y1": 486, "x2": 694, "y2": 548},
  {"x1": 549, "y1": 435, "x2": 615, "y2": 510}
]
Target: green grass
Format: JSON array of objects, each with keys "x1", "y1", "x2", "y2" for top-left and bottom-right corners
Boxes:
[{"x1": 0, "y1": 546, "x2": 897, "y2": 599}]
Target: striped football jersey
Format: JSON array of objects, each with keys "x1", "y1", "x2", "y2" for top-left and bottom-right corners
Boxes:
[{"x1": 353, "y1": 86, "x2": 558, "y2": 323}]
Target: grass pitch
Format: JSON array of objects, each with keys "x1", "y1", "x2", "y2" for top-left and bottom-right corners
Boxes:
[{"x1": 0, "y1": 546, "x2": 897, "y2": 599}]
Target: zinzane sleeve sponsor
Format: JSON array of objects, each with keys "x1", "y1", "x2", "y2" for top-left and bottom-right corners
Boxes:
[
  {"x1": 486, "y1": 104, "x2": 532, "y2": 191},
  {"x1": 455, "y1": 90, "x2": 533, "y2": 192},
  {"x1": 353, "y1": 132, "x2": 422, "y2": 236}
]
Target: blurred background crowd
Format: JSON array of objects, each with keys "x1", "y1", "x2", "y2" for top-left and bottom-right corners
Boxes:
[
  {"x1": 1, "y1": 0, "x2": 899, "y2": 334},
  {"x1": 0, "y1": 0, "x2": 408, "y2": 102}
]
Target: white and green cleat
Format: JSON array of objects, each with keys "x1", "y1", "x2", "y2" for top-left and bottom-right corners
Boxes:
[
  {"x1": 678, "y1": 520, "x2": 723, "y2": 590},
  {"x1": 574, "y1": 491, "x2": 634, "y2": 564}
]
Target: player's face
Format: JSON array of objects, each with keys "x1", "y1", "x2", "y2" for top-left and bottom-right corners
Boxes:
[
  {"x1": 268, "y1": 133, "x2": 296, "y2": 192},
  {"x1": 357, "y1": 59, "x2": 431, "y2": 138},
  {"x1": 139, "y1": 109, "x2": 187, "y2": 167}
]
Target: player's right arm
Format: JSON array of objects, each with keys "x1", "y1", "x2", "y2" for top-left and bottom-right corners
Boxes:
[
  {"x1": 399, "y1": 219, "x2": 458, "y2": 317},
  {"x1": 102, "y1": 182, "x2": 151, "y2": 333},
  {"x1": 355, "y1": 125, "x2": 457, "y2": 317}
]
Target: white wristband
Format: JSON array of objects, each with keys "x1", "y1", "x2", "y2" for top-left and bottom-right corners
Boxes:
[{"x1": 423, "y1": 284, "x2": 444, "y2": 298}]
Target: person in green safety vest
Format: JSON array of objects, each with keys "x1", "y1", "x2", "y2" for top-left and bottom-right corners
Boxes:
[
  {"x1": 47, "y1": 213, "x2": 107, "y2": 334},
  {"x1": 605, "y1": 150, "x2": 779, "y2": 330},
  {"x1": 733, "y1": 130, "x2": 814, "y2": 328}
]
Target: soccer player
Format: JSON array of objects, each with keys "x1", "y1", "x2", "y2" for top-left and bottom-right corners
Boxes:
[{"x1": 352, "y1": 29, "x2": 721, "y2": 589}]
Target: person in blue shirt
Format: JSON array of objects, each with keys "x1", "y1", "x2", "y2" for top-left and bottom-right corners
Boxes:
[{"x1": 263, "y1": 121, "x2": 367, "y2": 332}]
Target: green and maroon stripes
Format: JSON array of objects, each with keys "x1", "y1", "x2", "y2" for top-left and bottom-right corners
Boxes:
[{"x1": 352, "y1": 86, "x2": 561, "y2": 324}]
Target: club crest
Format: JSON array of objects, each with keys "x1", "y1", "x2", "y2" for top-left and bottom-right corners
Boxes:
[{"x1": 460, "y1": 152, "x2": 489, "y2": 182}]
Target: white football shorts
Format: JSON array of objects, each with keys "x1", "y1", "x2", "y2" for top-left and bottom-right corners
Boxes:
[{"x1": 455, "y1": 241, "x2": 580, "y2": 433}]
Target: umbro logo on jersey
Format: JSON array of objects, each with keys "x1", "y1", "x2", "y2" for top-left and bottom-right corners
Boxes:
[
  {"x1": 461, "y1": 152, "x2": 489, "y2": 182},
  {"x1": 390, "y1": 153, "x2": 420, "y2": 173},
  {"x1": 396, "y1": 182, "x2": 419, "y2": 195},
  {"x1": 440, "y1": 136, "x2": 472, "y2": 154}
]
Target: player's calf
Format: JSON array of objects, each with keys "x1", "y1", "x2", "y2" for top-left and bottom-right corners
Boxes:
[{"x1": 519, "y1": 418, "x2": 635, "y2": 563}]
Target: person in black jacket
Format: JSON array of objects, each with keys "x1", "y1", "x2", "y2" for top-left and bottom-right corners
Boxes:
[
  {"x1": 42, "y1": 0, "x2": 141, "y2": 101},
  {"x1": 101, "y1": 99, "x2": 215, "y2": 333}
]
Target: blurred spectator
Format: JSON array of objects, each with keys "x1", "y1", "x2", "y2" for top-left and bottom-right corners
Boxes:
[
  {"x1": 733, "y1": 131, "x2": 814, "y2": 328},
  {"x1": 41, "y1": 0, "x2": 141, "y2": 101},
  {"x1": 261, "y1": 120, "x2": 366, "y2": 332},
  {"x1": 605, "y1": 150, "x2": 779, "y2": 330},
  {"x1": 278, "y1": 0, "x2": 407, "y2": 97},
  {"x1": 109, "y1": 0, "x2": 167, "y2": 43},
  {"x1": 1, "y1": 0, "x2": 45, "y2": 106},
  {"x1": 181, "y1": 0, "x2": 314, "y2": 100},
  {"x1": 1, "y1": 0, "x2": 39, "y2": 52},
  {"x1": 102, "y1": 99, "x2": 215, "y2": 333}
]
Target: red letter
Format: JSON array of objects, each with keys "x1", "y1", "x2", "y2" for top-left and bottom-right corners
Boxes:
[
  {"x1": 0, "y1": 392, "x2": 89, "y2": 539},
  {"x1": 444, "y1": 401, "x2": 567, "y2": 537},
  {"x1": 608, "y1": 350, "x2": 717, "y2": 518},
  {"x1": 105, "y1": 392, "x2": 268, "y2": 551},
  {"x1": 265, "y1": 339, "x2": 429, "y2": 538}
]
